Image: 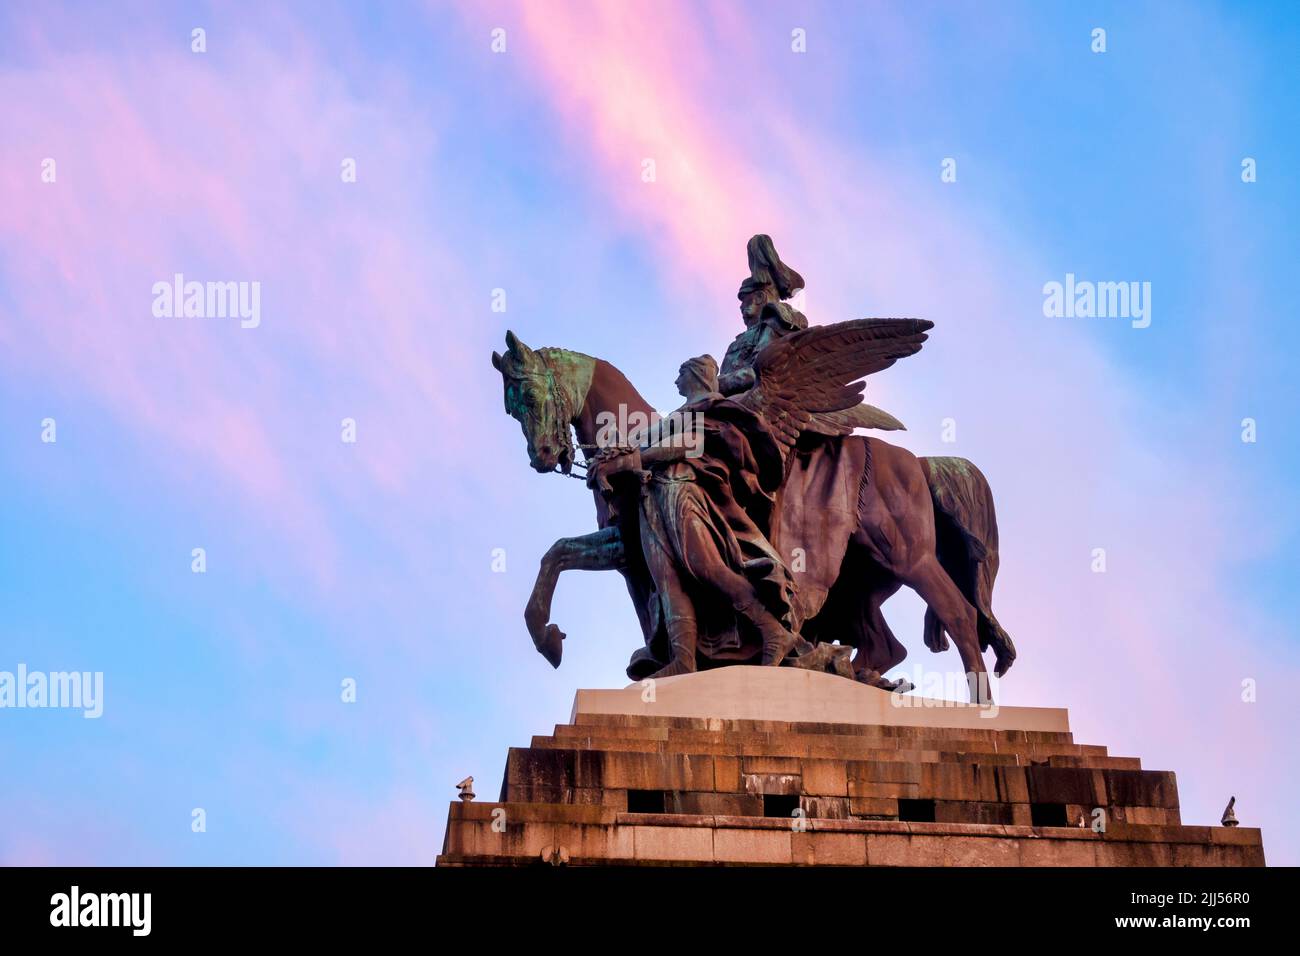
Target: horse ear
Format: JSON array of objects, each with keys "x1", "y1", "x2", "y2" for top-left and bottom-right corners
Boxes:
[
  {"x1": 491, "y1": 350, "x2": 503, "y2": 371},
  {"x1": 505, "y1": 329, "x2": 534, "y2": 361}
]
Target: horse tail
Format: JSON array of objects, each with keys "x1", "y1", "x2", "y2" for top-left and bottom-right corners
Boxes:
[{"x1": 920, "y1": 456, "x2": 1017, "y2": 676}]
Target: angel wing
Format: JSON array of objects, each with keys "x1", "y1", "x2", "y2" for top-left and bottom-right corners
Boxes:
[
  {"x1": 804, "y1": 403, "x2": 906, "y2": 436},
  {"x1": 734, "y1": 318, "x2": 932, "y2": 460}
]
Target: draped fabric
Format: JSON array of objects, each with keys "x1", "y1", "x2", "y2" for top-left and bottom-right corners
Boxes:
[{"x1": 637, "y1": 397, "x2": 796, "y2": 662}]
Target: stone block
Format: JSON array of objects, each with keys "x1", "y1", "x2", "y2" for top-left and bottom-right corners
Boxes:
[
  {"x1": 597, "y1": 751, "x2": 714, "y2": 791},
  {"x1": 792, "y1": 831, "x2": 867, "y2": 866},
  {"x1": 921, "y1": 763, "x2": 983, "y2": 801},
  {"x1": 461, "y1": 819, "x2": 558, "y2": 860},
  {"x1": 1103, "y1": 769, "x2": 1179, "y2": 809},
  {"x1": 505, "y1": 746, "x2": 576, "y2": 790},
  {"x1": 1025, "y1": 766, "x2": 1096, "y2": 805},
  {"x1": 617, "y1": 811, "x2": 714, "y2": 827},
  {"x1": 1235, "y1": 845, "x2": 1266, "y2": 867},
  {"x1": 714, "y1": 755, "x2": 741, "y2": 792},
  {"x1": 800, "y1": 795, "x2": 851, "y2": 819},
  {"x1": 848, "y1": 796, "x2": 899, "y2": 818},
  {"x1": 674, "y1": 791, "x2": 763, "y2": 817},
  {"x1": 934, "y1": 800, "x2": 1016, "y2": 826},
  {"x1": 501, "y1": 784, "x2": 621, "y2": 806},
  {"x1": 712, "y1": 814, "x2": 793, "y2": 830},
  {"x1": 1020, "y1": 836, "x2": 1098, "y2": 866},
  {"x1": 867, "y1": 833, "x2": 947, "y2": 867},
  {"x1": 848, "y1": 759, "x2": 922, "y2": 785},
  {"x1": 944, "y1": 836, "x2": 1021, "y2": 866},
  {"x1": 1094, "y1": 840, "x2": 1173, "y2": 866},
  {"x1": 714, "y1": 827, "x2": 793, "y2": 864},
  {"x1": 1113, "y1": 805, "x2": 1179, "y2": 826},
  {"x1": 565, "y1": 823, "x2": 635, "y2": 862},
  {"x1": 742, "y1": 772, "x2": 802, "y2": 796},
  {"x1": 800, "y1": 759, "x2": 849, "y2": 796},
  {"x1": 632, "y1": 825, "x2": 713, "y2": 862},
  {"x1": 1170, "y1": 842, "x2": 1245, "y2": 867},
  {"x1": 995, "y1": 766, "x2": 1030, "y2": 803},
  {"x1": 849, "y1": 780, "x2": 918, "y2": 800},
  {"x1": 1210, "y1": 826, "x2": 1264, "y2": 847},
  {"x1": 742, "y1": 755, "x2": 802, "y2": 775}
]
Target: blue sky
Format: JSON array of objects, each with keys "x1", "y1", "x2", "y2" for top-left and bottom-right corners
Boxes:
[{"x1": 1, "y1": 0, "x2": 1296, "y2": 864}]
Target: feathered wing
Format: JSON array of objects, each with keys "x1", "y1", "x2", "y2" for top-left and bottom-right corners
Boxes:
[
  {"x1": 735, "y1": 318, "x2": 932, "y2": 461},
  {"x1": 805, "y1": 404, "x2": 907, "y2": 436}
]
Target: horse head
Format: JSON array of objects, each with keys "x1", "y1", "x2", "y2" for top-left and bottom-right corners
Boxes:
[{"x1": 492, "y1": 330, "x2": 590, "y2": 474}]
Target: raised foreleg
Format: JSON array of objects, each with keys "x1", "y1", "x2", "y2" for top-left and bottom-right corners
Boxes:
[{"x1": 525, "y1": 525, "x2": 627, "y2": 667}]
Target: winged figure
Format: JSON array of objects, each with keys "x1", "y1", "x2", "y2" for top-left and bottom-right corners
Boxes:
[
  {"x1": 733, "y1": 317, "x2": 933, "y2": 460},
  {"x1": 588, "y1": 318, "x2": 931, "y2": 678},
  {"x1": 720, "y1": 234, "x2": 912, "y2": 437}
]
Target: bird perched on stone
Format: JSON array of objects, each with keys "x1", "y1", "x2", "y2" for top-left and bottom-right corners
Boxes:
[{"x1": 1221, "y1": 796, "x2": 1239, "y2": 827}]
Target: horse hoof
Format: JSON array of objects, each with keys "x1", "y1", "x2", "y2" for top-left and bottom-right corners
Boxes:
[
  {"x1": 829, "y1": 646, "x2": 856, "y2": 680},
  {"x1": 536, "y1": 624, "x2": 565, "y2": 668}
]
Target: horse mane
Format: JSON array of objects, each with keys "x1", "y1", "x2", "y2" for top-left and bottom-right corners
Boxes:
[
  {"x1": 536, "y1": 346, "x2": 595, "y2": 367},
  {"x1": 537, "y1": 348, "x2": 660, "y2": 454}
]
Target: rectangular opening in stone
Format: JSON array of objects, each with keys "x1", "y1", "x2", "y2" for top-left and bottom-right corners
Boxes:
[
  {"x1": 898, "y1": 798, "x2": 936, "y2": 823},
  {"x1": 626, "y1": 789, "x2": 667, "y2": 814},
  {"x1": 763, "y1": 794, "x2": 800, "y2": 818},
  {"x1": 1031, "y1": 802, "x2": 1070, "y2": 827}
]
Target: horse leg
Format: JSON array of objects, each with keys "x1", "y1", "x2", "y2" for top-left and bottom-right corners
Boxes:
[
  {"x1": 855, "y1": 581, "x2": 910, "y2": 690},
  {"x1": 900, "y1": 555, "x2": 989, "y2": 703},
  {"x1": 525, "y1": 526, "x2": 626, "y2": 667},
  {"x1": 856, "y1": 438, "x2": 988, "y2": 702}
]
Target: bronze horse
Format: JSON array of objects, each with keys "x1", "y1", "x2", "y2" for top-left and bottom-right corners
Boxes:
[{"x1": 492, "y1": 330, "x2": 1015, "y2": 700}]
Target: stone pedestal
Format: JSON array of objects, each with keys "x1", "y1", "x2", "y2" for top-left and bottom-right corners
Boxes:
[{"x1": 436, "y1": 668, "x2": 1265, "y2": 866}]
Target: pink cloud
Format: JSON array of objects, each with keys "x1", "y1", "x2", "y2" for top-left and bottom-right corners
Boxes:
[{"x1": 0, "y1": 16, "x2": 481, "y2": 594}]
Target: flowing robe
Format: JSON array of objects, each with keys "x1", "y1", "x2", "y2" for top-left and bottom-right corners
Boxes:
[{"x1": 636, "y1": 398, "x2": 796, "y2": 662}]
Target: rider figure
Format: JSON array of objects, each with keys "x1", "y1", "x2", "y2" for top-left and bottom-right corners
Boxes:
[
  {"x1": 719, "y1": 235, "x2": 906, "y2": 433},
  {"x1": 718, "y1": 235, "x2": 807, "y2": 396}
]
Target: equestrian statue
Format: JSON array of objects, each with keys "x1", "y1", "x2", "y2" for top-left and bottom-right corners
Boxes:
[{"x1": 491, "y1": 236, "x2": 1016, "y2": 701}]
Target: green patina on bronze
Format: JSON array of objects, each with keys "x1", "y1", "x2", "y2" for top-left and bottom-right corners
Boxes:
[
  {"x1": 925, "y1": 455, "x2": 974, "y2": 480},
  {"x1": 493, "y1": 330, "x2": 594, "y2": 467}
]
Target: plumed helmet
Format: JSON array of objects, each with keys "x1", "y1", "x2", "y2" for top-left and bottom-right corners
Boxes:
[{"x1": 740, "y1": 234, "x2": 805, "y2": 300}]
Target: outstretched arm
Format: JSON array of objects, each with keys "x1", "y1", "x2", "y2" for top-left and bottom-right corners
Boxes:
[
  {"x1": 640, "y1": 444, "x2": 687, "y2": 467},
  {"x1": 586, "y1": 440, "x2": 689, "y2": 493}
]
